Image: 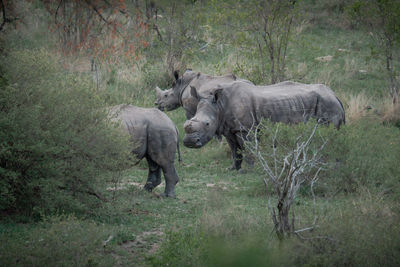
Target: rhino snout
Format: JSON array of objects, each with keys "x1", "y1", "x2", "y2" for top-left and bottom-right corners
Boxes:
[{"x1": 183, "y1": 133, "x2": 203, "y2": 148}]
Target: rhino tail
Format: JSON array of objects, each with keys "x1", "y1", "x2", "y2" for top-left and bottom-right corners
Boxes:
[
  {"x1": 177, "y1": 140, "x2": 182, "y2": 162},
  {"x1": 336, "y1": 96, "x2": 346, "y2": 125}
]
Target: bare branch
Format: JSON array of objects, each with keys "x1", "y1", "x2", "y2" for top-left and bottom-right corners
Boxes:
[{"x1": 244, "y1": 120, "x2": 327, "y2": 238}]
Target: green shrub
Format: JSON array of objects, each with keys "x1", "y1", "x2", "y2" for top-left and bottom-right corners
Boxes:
[
  {"x1": 0, "y1": 49, "x2": 131, "y2": 218},
  {"x1": 320, "y1": 119, "x2": 400, "y2": 194},
  {"x1": 292, "y1": 193, "x2": 400, "y2": 266}
]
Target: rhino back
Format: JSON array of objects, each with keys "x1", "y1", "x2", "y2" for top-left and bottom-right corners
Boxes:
[{"x1": 220, "y1": 82, "x2": 345, "y2": 132}]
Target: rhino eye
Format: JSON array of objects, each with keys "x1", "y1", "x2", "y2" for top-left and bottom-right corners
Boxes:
[
  {"x1": 164, "y1": 94, "x2": 168, "y2": 98},
  {"x1": 205, "y1": 122, "x2": 209, "y2": 126}
]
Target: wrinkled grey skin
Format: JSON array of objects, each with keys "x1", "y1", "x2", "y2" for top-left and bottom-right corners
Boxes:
[
  {"x1": 110, "y1": 104, "x2": 180, "y2": 197},
  {"x1": 183, "y1": 81, "x2": 346, "y2": 170},
  {"x1": 154, "y1": 70, "x2": 253, "y2": 119}
]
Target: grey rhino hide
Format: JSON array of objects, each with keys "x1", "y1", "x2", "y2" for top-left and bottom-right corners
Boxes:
[
  {"x1": 109, "y1": 104, "x2": 180, "y2": 197},
  {"x1": 184, "y1": 81, "x2": 345, "y2": 170},
  {"x1": 156, "y1": 70, "x2": 253, "y2": 119}
]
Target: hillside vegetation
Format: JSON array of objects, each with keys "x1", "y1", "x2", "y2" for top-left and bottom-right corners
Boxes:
[{"x1": 1, "y1": 0, "x2": 399, "y2": 266}]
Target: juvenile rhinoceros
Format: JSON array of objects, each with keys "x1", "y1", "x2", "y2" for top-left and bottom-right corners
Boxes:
[
  {"x1": 154, "y1": 70, "x2": 253, "y2": 119},
  {"x1": 110, "y1": 104, "x2": 180, "y2": 197},
  {"x1": 183, "y1": 81, "x2": 345, "y2": 170}
]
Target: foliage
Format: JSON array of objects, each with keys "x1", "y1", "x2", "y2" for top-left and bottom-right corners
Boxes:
[
  {"x1": 40, "y1": 0, "x2": 148, "y2": 67},
  {"x1": 142, "y1": 0, "x2": 206, "y2": 78},
  {"x1": 0, "y1": 49, "x2": 132, "y2": 217}
]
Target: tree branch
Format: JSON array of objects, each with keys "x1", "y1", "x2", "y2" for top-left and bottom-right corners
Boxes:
[{"x1": 0, "y1": 0, "x2": 18, "y2": 32}]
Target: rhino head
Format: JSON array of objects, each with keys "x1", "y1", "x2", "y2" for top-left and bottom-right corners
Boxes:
[
  {"x1": 154, "y1": 70, "x2": 197, "y2": 112},
  {"x1": 154, "y1": 86, "x2": 178, "y2": 111},
  {"x1": 183, "y1": 86, "x2": 223, "y2": 148}
]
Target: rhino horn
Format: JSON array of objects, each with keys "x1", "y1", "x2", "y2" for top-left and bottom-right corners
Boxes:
[{"x1": 155, "y1": 86, "x2": 163, "y2": 96}]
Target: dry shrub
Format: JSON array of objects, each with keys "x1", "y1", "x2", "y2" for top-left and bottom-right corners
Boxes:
[
  {"x1": 343, "y1": 92, "x2": 373, "y2": 123},
  {"x1": 340, "y1": 91, "x2": 400, "y2": 126},
  {"x1": 380, "y1": 96, "x2": 400, "y2": 126}
]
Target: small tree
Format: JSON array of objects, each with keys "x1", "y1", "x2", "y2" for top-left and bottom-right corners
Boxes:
[
  {"x1": 251, "y1": 0, "x2": 297, "y2": 84},
  {"x1": 211, "y1": 0, "x2": 298, "y2": 84},
  {"x1": 244, "y1": 120, "x2": 327, "y2": 239},
  {"x1": 348, "y1": 0, "x2": 400, "y2": 103},
  {"x1": 143, "y1": 0, "x2": 204, "y2": 79}
]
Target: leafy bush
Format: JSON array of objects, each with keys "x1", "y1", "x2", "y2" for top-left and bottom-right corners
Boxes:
[{"x1": 0, "y1": 49, "x2": 131, "y2": 218}]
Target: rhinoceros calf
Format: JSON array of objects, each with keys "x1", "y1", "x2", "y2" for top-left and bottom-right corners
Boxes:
[
  {"x1": 183, "y1": 81, "x2": 345, "y2": 170},
  {"x1": 110, "y1": 105, "x2": 180, "y2": 197},
  {"x1": 154, "y1": 70, "x2": 253, "y2": 119}
]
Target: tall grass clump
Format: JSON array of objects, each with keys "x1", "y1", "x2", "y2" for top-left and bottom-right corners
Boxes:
[{"x1": 0, "y1": 49, "x2": 131, "y2": 219}]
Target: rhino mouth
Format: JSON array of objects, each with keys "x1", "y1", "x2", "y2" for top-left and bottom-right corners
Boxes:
[
  {"x1": 164, "y1": 103, "x2": 179, "y2": 111},
  {"x1": 183, "y1": 133, "x2": 204, "y2": 148}
]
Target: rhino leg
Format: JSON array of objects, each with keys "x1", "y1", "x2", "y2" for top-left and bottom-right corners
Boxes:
[
  {"x1": 160, "y1": 165, "x2": 179, "y2": 198},
  {"x1": 226, "y1": 136, "x2": 243, "y2": 170},
  {"x1": 144, "y1": 156, "x2": 161, "y2": 192}
]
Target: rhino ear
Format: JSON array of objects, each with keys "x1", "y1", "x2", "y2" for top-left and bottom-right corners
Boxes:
[
  {"x1": 213, "y1": 88, "x2": 224, "y2": 103},
  {"x1": 173, "y1": 70, "x2": 179, "y2": 81},
  {"x1": 190, "y1": 86, "x2": 200, "y2": 100}
]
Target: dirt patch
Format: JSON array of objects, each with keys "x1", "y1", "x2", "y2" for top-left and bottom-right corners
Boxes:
[{"x1": 106, "y1": 182, "x2": 143, "y2": 191}]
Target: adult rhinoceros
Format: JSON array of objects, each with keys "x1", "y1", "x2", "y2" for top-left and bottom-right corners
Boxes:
[
  {"x1": 110, "y1": 104, "x2": 180, "y2": 197},
  {"x1": 154, "y1": 70, "x2": 252, "y2": 119},
  {"x1": 183, "y1": 81, "x2": 345, "y2": 170}
]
